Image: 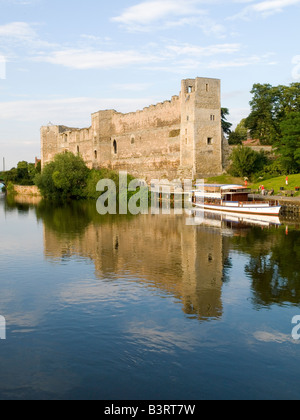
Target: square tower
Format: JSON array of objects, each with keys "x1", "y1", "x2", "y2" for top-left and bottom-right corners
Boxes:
[{"x1": 180, "y1": 77, "x2": 223, "y2": 179}]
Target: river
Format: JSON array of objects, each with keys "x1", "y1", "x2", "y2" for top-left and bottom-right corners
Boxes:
[{"x1": 0, "y1": 194, "x2": 300, "y2": 400}]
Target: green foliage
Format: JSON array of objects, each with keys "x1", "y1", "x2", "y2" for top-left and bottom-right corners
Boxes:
[
  {"x1": 84, "y1": 168, "x2": 136, "y2": 201},
  {"x1": 229, "y1": 146, "x2": 269, "y2": 179},
  {"x1": 228, "y1": 119, "x2": 248, "y2": 145},
  {"x1": 253, "y1": 159, "x2": 286, "y2": 180},
  {"x1": 221, "y1": 107, "x2": 232, "y2": 135},
  {"x1": 274, "y1": 112, "x2": 300, "y2": 174},
  {"x1": 6, "y1": 181, "x2": 16, "y2": 195},
  {"x1": 245, "y1": 82, "x2": 300, "y2": 145},
  {"x1": 35, "y1": 152, "x2": 90, "y2": 200},
  {"x1": 0, "y1": 161, "x2": 40, "y2": 186},
  {"x1": 34, "y1": 152, "x2": 144, "y2": 203}
]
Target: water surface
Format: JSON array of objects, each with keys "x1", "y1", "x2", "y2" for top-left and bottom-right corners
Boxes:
[{"x1": 0, "y1": 195, "x2": 300, "y2": 400}]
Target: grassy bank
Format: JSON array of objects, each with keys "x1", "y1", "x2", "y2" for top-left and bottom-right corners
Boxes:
[
  {"x1": 251, "y1": 174, "x2": 300, "y2": 196},
  {"x1": 206, "y1": 174, "x2": 300, "y2": 197}
]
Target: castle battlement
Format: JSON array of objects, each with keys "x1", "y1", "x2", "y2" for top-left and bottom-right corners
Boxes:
[{"x1": 41, "y1": 77, "x2": 227, "y2": 181}]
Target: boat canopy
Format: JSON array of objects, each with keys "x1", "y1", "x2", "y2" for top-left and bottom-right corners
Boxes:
[{"x1": 194, "y1": 183, "x2": 248, "y2": 191}]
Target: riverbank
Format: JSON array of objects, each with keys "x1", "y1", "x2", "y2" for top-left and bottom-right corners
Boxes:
[
  {"x1": 12, "y1": 185, "x2": 41, "y2": 197},
  {"x1": 207, "y1": 173, "x2": 300, "y2": 197},
  {"x1": 250, "y1": 194, "x2": 300, "y2": 217}
]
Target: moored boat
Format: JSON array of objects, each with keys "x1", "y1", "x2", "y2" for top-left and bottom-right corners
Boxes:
[{"x1": 190, "y1": 184, "x2": 281, "y2": 216}]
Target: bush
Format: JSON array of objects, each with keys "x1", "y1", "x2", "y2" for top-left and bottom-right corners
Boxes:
[
  {"x1": 84, "y1": 168, "x2": 138, "y2": 201},
  {"x1": 35, "y1": 152, "x2": 143, "y2": 203},
  {"x1": 1, "y1": 161, "x2": 40, "y2": 186},
  {"x1": 35, "y1": 152, "x2": 90, "y2": 200},
  {"x1": 229, "y1": 146, "x2": 269, "y2": 179}
]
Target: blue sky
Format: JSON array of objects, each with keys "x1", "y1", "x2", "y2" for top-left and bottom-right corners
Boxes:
[{"x1": 0, "y1": 0, "x2": 299, "y2": 169}]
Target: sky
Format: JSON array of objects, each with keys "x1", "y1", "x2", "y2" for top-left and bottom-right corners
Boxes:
[{"x1": 0, "y1": 0, "x2": 299, "y2": 169}]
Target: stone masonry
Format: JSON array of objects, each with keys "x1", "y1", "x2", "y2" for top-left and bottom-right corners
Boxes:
[{"x1": 41, "y1": 77, "x2": 228, "y2": 181}]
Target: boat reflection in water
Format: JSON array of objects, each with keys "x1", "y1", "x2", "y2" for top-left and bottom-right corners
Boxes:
[{"x1": 191, "y1": 208, "x2": 281, "y2": 230}]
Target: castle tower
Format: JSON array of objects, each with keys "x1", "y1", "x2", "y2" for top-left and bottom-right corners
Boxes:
[{"x1": 180, "y1": 77, "x2": 223, "y2": 179}]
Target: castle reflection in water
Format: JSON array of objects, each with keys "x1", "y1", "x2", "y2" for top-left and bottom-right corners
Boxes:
[
  {"x1": 5, "y1": 197, "x2": 299, "y2": 319},
  {"x1": 42, "y1": 210, "x2": 231, "y2": 322}
]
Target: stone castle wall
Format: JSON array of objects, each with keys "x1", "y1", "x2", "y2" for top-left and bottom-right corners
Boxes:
[{"x1": 41, "y1": 78, "x2": 227, "y2": 181}]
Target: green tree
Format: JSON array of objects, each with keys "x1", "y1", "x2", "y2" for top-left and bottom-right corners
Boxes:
[
  {"x1": 245, "y1": 84, "x2": 280, "y2": 145},
  {"x1": 35, "y1": 152, "x2": 90, "y2": 200},
  {"x1": 221, "y1": 107, "x2": 232, "y2": 136},
  {"x1": 229, "y1": 146, "x2": 268, "y2": 178},
  {"x1": 245, "y1": 82, "x2": 300, "y2": 146},
  {"x1": 228, "y1": 119, "x2": 248, "y2": 145},
  {"x1": 274, "y1": 112, "x2": 300, "y2": 174}
]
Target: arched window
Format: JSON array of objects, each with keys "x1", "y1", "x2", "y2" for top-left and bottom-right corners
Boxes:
[
  {"x1": 77, "y1": 146, "x2": 80, "y2": 155},
  {"x1": 113, "y1": 140, "x2": 117, "y2": 155},
  {"x1": 94, "y1": 150, "x2": 98, "y2": 159}
]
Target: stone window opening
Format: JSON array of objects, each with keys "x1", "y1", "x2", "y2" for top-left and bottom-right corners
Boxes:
[
  {"x1": 206, "y1": 84, "x2": 209, "y2": 92},
  {"x1": 131, "y1": 136, "x2": 135, "y2": 145},
  {"x1": 77, "y1": 145, "x2": 80, "y2": 155},
  {"x1": 207, "y1": 137, "x2": 213, "y2": 146},
  {"x1": 94, "y1": 150, "x2": 98, "y2": 159},
  {"x1": 188, "y1": 86, "x2": 193, "y2": 94},
  {"x1": 113, "y1": 140, "x2": 117, "y2": 155},
  {"x1": 210, "y1": 115, "x2": 215, "y2": 121}
]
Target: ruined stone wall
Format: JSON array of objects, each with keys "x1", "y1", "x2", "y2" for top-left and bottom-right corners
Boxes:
[
  {"x1": 13, "y1": 185, "x2": 41, "y2": 196},
  {"x1": 41, "y1": 78, "x2": 225, "y2": 181},
  {"x1": 108, "y1": 97, "x2": 181, "y2": 181}
]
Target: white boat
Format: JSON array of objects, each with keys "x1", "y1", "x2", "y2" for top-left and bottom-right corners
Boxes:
[{"x1": 190, "y1": 184, "x2": 281, "y2": 216}]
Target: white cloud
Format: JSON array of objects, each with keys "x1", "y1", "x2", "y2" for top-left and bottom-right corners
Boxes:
[
  {"x1": 0, "y1": 97, "x2": 157, "y2": 124},
  {"x1": 0, "y1": 21, "x2": 36, "y2": 39},
  {"x1": 208, "y1": 53, "x2": 277, "y2": 69},
  {"x1": 230, "y1": 0, "x2": 300, "y2": 19},
  {"x1": 34, "y1": 48, "x2": 161, "y2": 70},
  {"x1": 0, "y1": 54, "x2": 6, "y2": 79},
  {"x1": 166, "y1": 43, "x2": 241, "y2": 57},
  {"x1": 292, "y1": 55, "x2": 300, "y2": 80},
  {"x1": 111, "y1": 0, "x2": 214, "y2": 32},
  {"x1": 0, "y1": 21, "x2": 56, "y2": 51},
  {"x1": 113, "y1": 0, "x2": 199, "y2": 24},
  {"x1": 252, "y1": 0, "x2": 300, "y2": 13},
  {"x1": 33, "y1": 41, "x2": 242, "y2": 71}
]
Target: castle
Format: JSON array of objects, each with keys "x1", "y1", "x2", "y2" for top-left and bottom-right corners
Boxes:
[{"x1": 41, "y1": 77, "x2": 229, "y2": 181}]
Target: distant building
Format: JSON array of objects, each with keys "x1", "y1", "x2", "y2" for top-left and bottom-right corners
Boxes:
[{"x1": 35, "y1": 157, "x2": 41, "y2": 168}]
